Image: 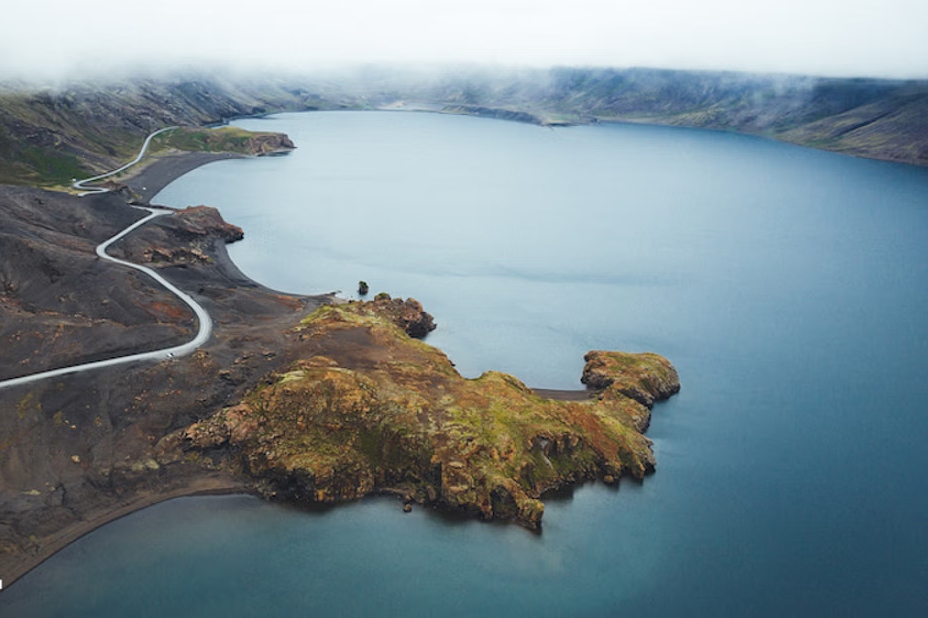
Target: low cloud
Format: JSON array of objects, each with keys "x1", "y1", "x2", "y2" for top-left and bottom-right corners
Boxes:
[{"x1": 2, "y1": 0, "x2": 926, "y2": 83}]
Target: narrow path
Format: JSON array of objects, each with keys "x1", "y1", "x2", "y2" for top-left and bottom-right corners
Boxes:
[
  {"x1": 72, "y1": 126, "x2": 177, "y2": 196},
  {"x1": 0, "y1": 129, "x2": 213, "y2": 390}
]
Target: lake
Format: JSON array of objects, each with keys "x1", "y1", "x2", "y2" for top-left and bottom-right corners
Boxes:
[{"x1": 3, "y1": 111, "x2": 927, "y2": 616}]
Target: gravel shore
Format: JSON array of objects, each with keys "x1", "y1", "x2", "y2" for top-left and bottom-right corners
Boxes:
[{"x1": 122, "y1": 151, "x2": 244, "y2": 204}]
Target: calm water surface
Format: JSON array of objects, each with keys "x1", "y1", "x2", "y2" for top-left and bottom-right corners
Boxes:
[{"x1": 3, "y1": 112, "x2": 927, "y2": 616}]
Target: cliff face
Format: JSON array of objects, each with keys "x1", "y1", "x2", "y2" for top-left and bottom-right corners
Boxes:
[
  {"x1": 178, "y1": 302, "x2": 679, "y2": 528},
  {"x1": 582, "y1": 351, "x2": 681, "y2": 410}
]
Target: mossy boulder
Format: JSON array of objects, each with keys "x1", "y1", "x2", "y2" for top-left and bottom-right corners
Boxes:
[{"x1": 582, "y1": 350, "x2": 681, "y2": 407}]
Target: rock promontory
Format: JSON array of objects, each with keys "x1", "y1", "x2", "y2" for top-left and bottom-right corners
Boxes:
[
  {"x1": 177, "y1": 301, "x2": 680, "y2": 529},
  {"x1": 582, "y1": 350, "x2": 681, "y2": 427}
]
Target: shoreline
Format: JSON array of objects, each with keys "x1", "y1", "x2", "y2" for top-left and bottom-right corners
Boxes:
[
  {"x1": 122, "y1": 151, "x2": 246, "y2": 204},
  {"x1": 124, "y1": 149, "x2": 332, "y2": 302},
  {"x1": 127, "y1": 151, "x2": 600, "y2": 402},
  {"x1": 0, "y1": 143, "x2": 608, "y2": 590},
  {"x1": 2, "y1": 474, "x2": 249, "y2": 590},
  {"x1": 396, "y1": 105, "x2": 928, "y2": 170}
]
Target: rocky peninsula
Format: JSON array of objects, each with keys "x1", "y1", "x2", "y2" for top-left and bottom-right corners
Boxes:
[
  {"x1": 0, "y1": 129, "x2": 678, "y2": 587},
  {"x1": 176, "y1": 301, "x2": 678, "y2": 529}
]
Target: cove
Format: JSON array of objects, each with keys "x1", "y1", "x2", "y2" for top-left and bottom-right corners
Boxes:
[{"x1": 3, "y1": 111, "x2": 927, "y2": 616}]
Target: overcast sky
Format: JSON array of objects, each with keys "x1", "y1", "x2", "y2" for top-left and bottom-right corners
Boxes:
[{"x1": 2, "y1": 0, "x2": 926, "y2": 81}]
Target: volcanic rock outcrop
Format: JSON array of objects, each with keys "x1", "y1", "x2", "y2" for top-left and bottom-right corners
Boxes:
[{"x1": 178, "y1": 302, "x2": 680, "y2": 528}]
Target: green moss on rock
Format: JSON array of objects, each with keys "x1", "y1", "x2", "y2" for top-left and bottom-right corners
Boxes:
[
  {"x1": 150, "y1": 126, "x2": 295, "y2": 156},
  {"x1": 183, "y1": 302, "x2": 679, "y2": 528}
]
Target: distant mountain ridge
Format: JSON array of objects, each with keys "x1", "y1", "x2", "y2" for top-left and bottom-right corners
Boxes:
[
  {"x1": 404, "y1": 68, "x2": 928, "y2": 167},
  {"x1": 0, "y1": 68, "x2": 925, "y2": 187}
]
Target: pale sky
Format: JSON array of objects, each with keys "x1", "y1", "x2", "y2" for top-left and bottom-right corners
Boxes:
[{"x1": 2, "y1": 0, "x2": 926, "y2": 81}]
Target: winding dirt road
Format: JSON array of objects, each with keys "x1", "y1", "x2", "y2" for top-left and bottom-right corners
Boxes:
[
  {"x1": 71, "y1": 126, "x2": 177, "y2": 196},
  {"x1": 0, "y1": 128, "x2": 212, "y2": 390}
]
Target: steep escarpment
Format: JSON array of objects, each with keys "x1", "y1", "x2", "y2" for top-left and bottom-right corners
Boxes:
[
  {"x1": 3, "y1": 68, "x2": 925, "y2": 188},
  {"x1": 177, "y1": 302, "x2": 679, "y2": 529}
]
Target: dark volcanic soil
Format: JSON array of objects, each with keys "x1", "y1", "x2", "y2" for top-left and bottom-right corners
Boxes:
[
  {"x1": 0, "y1": 187, "x2": 195, "y2": 380},
  {"x1": 0, "y1": 167, "x2": 332, "y2": 586},
  {"x1": 122, "y1": 151, "x2": 244, "y2": 205}
]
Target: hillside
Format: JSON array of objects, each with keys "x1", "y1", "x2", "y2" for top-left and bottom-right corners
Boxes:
[
  {"x1": 1, "y1": 68, "x2": 926, "y2": 185},
  {"x1": 383, "y1": 67, "x2": 928, "y2": 167},
  {"x1": 0, "y1": 78, "x2": 351, "y2": 187},
  {"x1": 180, "y1": 302, "x2": 679, "y2": 529}
]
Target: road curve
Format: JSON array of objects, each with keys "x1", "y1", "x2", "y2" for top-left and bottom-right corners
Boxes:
[
  {"x1": 72, "y1": 126, "x2": 178, "y2": 196},
  {"x1": 0, "y1": 130, "x2": 213, "y2": 391}
]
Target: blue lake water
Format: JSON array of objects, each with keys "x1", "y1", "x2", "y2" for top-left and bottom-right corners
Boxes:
[{"x1": 3, "y1": 111, "x2": 927, "y2": 616}]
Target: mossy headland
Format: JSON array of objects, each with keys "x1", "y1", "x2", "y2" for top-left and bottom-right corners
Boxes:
[
  {"x1": 176, "y1": 301, "x2": 679, "y2": 529},
  {"x1": 1, "y1": 70, "x2": 925, "y2": 193}
]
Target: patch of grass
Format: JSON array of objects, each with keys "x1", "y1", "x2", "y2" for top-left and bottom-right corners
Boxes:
[
  {"x1": 0, "y1": 145, "x2": 89, "y2": 186},
  {"x1": 150, "y1": 126, "x2": 287, "y2": 156},
  {"x1": 19, "y1": 146, "x2": 87, "y2": 186},
  {"x1": 17, "y1": 392, "x2": 41, "y2": 420}
]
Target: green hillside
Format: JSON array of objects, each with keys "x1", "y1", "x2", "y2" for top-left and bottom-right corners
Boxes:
[{"x1": 0, "y1": 78, "x2": 349, "y2": 187}]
